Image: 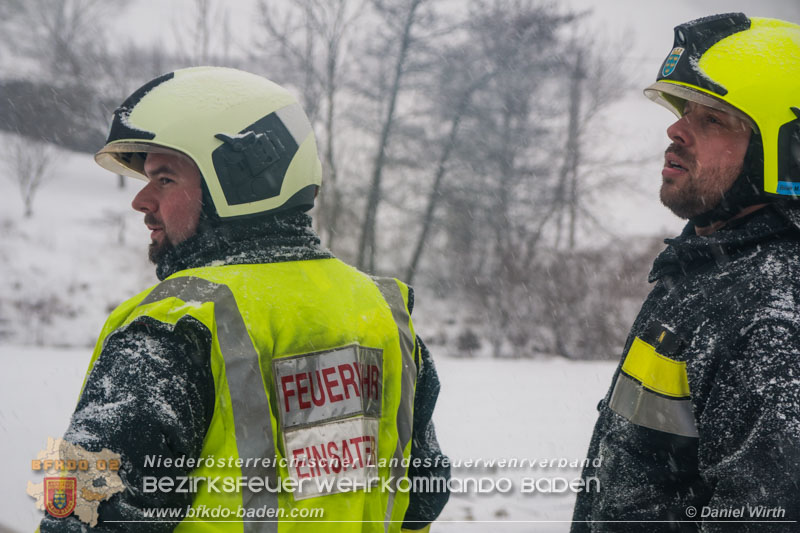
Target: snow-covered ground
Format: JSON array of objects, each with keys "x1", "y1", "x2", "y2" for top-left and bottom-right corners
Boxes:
[
  {"x1": 432, "y1": 357, "x2": 616, "y2": 531},
  {"x1": 0, "y1": 345, "x2": 616, "y2": 532},
  {"x1": 1, "y1": 346, "x2": 89, "y2": 533}
]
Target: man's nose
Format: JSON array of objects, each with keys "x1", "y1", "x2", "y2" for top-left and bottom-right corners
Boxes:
[
  {"x1": 666, "y1": 115, "x2": 693, "y2": 147},
  {"x1": 132, "y1": 182, "x2": 157, "y2": 213}
]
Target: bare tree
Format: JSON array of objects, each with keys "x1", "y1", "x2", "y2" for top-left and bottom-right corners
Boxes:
[
  {"x1": 404, "y1": 48, "x2": 492, "y2": 283},
  {"x1": 0, "y1": 0, "x2": 132, "y2": 166},
  {"x1": 434, "y1": 1, "x2": 570, "y2": 270},
  {"x1": 9, "y1": 0, "x2": 109, "y2": 83},
  {"x1": 172, "y1": 0, "x2": 232, "y2": 65},
  {"x1": 412, "y1": 1, "x2": 626, "y2": 357},
  {"x1": 3, "y1": 136, "x2": 55, "y2": 218},
  {"x1": 254, "y1": 0, "x2": 364, "y2": 249},
  {"x1": 195, "y1": 0, "x2": 214, "y2": 64},
  {"x1": 0, "y1": 0, "x2": 26, "y2": 38},
  {"x1": 551, "y1": 31, "x2": 640, "y2": 250},
  {"x1": 356, "y1": 0, "x2": 427, "y2": 272},
  {"x1": 404, "y1": 0, "x2": 568, "y2": 282}
]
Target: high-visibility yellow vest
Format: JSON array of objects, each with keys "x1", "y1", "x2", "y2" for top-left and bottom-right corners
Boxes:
[{"x1": 83, "y1": 258, "x2": 419, "y2": 532}]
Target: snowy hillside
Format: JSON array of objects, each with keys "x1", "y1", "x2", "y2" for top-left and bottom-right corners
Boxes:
[{"x1": 0, "y1": 142, "x2": 160, "y2": 347}]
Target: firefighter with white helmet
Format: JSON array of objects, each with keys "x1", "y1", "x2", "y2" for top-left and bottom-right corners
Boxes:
[{"x1": 40, "y1": 67, "x2": 450, "y2": 532}]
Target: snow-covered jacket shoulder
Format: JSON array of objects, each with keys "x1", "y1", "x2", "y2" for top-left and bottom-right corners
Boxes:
[{"x1": 573, "y1": 204, "x2": 800, "y2": 533}]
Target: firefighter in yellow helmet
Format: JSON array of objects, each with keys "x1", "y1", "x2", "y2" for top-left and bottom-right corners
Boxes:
[
  {"x1": 572, "y1": 13, "x2": 800, "y2": 531},
  {"x1": 39, "y1": 67, "x2": 450, "y2": 532}
]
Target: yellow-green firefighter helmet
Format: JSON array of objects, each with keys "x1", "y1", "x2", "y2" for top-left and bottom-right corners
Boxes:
[
  {"x1": 95, "y1": 66, "x2": 322, "y2": 219},
  {"x1": 644, "y1": 13, "x2": 800, "y2": 197}
]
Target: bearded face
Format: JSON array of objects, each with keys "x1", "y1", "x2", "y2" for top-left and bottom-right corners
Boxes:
[
  {"x1": 660, "y1": 101, "x2": 751, "y2": 220},
  {"x1": 131, "y1": 151, "x2": 204, "y2": 264}
]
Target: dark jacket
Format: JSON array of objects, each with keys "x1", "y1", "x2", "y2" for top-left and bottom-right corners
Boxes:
[
  {"x1": 572, "y1": 204, "x2": 800, "y2": 533},
  {"x1": 41, "y1": 212, "x2": 450, "y2": 531}
]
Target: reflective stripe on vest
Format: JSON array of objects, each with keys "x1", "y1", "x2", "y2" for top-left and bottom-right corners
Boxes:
[
  {"x1": 139, "y1": 276, "x2": 278, "y2": 532},
  {"x1": 373, "y1": 277, "x2": 417, "y2": 531}
]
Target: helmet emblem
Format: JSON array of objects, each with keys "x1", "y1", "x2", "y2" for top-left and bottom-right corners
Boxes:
[{"x1": 661, "y1": 47, "x2": 684, "y2": 77}]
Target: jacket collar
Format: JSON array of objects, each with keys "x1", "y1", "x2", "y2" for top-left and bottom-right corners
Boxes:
[
  {"x1": 649, "y1": 203, "x2": 799, "y2": 282},
  {"x1": 155, "y1": 212, "x2": 333, "y2": 281}
]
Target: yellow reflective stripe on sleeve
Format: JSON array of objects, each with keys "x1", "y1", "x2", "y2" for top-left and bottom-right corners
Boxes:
[{"x1": 621, "y1": 337, "x2": 690, "y2": 398}]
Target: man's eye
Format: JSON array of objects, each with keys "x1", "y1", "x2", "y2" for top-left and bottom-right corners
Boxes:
[
  {"x1": 158, "y1": 177, "x2": 173, "y2": 185},
  {"x1": 705, "y1": 114, "x2": 721, "y2": 125}
]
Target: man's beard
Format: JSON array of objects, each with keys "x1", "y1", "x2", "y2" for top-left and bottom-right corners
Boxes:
[
  {"x1": 148, "y1": 239, "x2": 174, "y2": 265},
  {"x1": 660, "y1": 143, "x2": 743, "y2": 220},
  {"x1": 144, "y1": 213, "x2": 174, "y2": 265}
]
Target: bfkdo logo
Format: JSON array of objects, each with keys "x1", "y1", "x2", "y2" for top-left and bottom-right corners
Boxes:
[
  {"x1": 28, "y1": 438, "x2": 125, "y2": 527},
  {"x1": 44, "y1": 477, "x2": 77, "y2": 518}
]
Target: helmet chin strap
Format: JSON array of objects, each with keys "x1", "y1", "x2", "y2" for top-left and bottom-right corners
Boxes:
[{"x1": 689, "y1": 132, "x2": 769, "y2": 228}]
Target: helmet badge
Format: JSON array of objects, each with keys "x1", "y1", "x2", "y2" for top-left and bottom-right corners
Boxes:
[{"x1": 661, "y1": 47, "x2": 685, "y2": 77}]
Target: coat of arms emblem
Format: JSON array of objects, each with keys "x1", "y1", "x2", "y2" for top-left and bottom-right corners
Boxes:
[
  {"x1": 661, "y1": 47, "x2": 685, "y2": 77},
  {"x1": 44, "y1": 477, "x2": 77, "y2": 518}
]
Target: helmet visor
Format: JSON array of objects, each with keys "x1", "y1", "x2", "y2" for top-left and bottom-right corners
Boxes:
[
  {"x1": 94, "y1": 142, "x2": 196, "y2": 181},
  {"x1": 644, "y1": 81, "x2": 758, "y2": 133}
]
